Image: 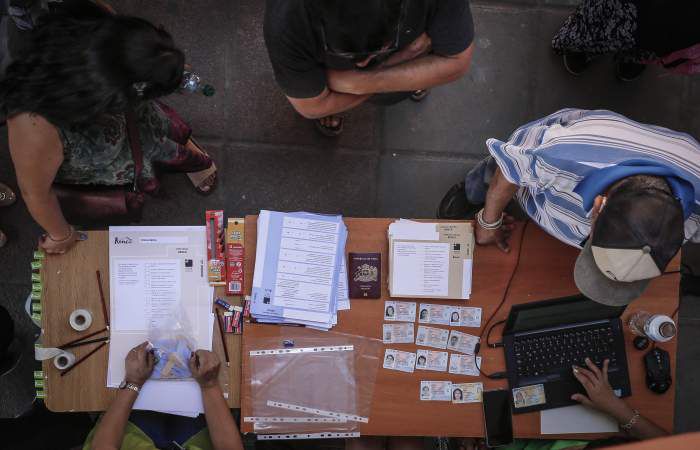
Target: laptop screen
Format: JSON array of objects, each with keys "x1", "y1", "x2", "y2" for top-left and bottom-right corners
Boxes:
[{"x1": 505, "y1": 295, "x2": 626, "y2": 334}]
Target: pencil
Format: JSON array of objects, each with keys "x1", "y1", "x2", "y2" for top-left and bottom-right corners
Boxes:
[
  {"x1": 215, "y1": 309, "x2": 230, "y2": 367},
  {"x1": 57, "y1": 327, "x2": 107, "y2": 349},
  {"x1": 96, "y1": 270, "x2": 110, "y2": 328},
  {"x1": 60, "y1": 336, "x2": 110, "y2": 350},
  {"x1": 60, "y1": 341, "x2": 107, "y2": 377}
]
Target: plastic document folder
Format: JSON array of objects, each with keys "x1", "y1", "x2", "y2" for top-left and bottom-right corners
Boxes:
[
  {"x1": 251, "y1": 211, "x2": 348, "y2": 330},
  {"x1": 388, "y1": 219, "x2": 474, "y2": 300}
]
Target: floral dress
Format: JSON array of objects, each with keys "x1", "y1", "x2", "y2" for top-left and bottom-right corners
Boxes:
[{"x1": 54, "y1": 101, "x2": 211, "y2": 195}]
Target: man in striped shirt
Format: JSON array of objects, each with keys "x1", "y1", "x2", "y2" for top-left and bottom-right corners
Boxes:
[{"x1": 438, "y1": 109, "x2": 700, "y2": 305}]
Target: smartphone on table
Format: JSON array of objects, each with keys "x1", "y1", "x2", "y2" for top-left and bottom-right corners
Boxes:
[{"x1": 482, "y1": 389, "x2": 514, "y2": 448}]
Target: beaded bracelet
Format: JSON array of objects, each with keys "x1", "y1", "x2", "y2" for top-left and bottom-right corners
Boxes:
[{"x1": 476, "y1": 208, "x2": 503, "y2": 230}]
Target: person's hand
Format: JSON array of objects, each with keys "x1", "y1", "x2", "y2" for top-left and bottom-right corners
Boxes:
[
  {"x1": 475, "y1": 214, "x2": 515, "y2": 252},
  {"x1": 39, "y1": 225, "x2": 81, "y2": 255},
  {"x1": 571, "y1": 358, "x2": 629, "y2": 417},
  {"x1": 125, "y1": 342, "x2": 155, "y2": 387},
  {"x1": 189, "y1": 349, "x2": 221, "y2": 390}
]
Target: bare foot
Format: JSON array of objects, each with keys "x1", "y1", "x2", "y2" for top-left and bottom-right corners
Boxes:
[{"x1": 185, "y1": 139, "x2": 217, "y2": 194}]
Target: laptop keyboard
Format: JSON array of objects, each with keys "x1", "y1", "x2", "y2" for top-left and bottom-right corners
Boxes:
[{"x1": 514, "y1": 325, "x2": 619, "y2": 378}]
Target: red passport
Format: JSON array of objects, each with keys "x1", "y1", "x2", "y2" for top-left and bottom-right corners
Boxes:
[{"x1": 348, "y1": 252, "x2": 381, "y2": 299}]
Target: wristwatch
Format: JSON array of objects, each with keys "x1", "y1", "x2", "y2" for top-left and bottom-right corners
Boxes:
[{"x1": 119, "y1": 380, "x2": 141, "y2": 394}]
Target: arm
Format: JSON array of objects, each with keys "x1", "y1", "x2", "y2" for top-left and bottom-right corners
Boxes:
[
  {"x1": 7, "y1": 113, "x2": 81, "y2": 254},
  {"x1": 287, "y1": 88, "x2": 371, "y2": 119},
  {"x1": 190, "y1": 350, "x2": 244, "y2": 450},
  {"x1": 475, "y1": 166, "x2": 519, "y2": 252},
  {"x1": 573, "y1": 358, "x2": 668, "y2": 440},
  {"x1": 327, "y1": 44, "x2": 473, "y2": 96},
  {"x1": 92, "y1": 342, "x2": 155, "y2": 450}
]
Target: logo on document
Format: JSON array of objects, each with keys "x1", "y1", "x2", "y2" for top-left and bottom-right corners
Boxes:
[
  {"x1": 113, "y1": 236, "x2": 133, "y2": 245},
  {"x1": 353, "y1": 264, "x2": 378, "y2": 283}
]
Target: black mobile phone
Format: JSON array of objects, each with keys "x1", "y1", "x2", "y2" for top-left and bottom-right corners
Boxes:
[{"x1": 482, "y1": 389, "x2": 514, "y2": 448}]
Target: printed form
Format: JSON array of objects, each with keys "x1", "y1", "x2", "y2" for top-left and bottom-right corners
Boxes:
[
  {"x1": 107, "y1": 226, "x2": 214, "y2": 417},
  {"x1": 391, "y1": 241, "x2": 450, "y2": 297}
]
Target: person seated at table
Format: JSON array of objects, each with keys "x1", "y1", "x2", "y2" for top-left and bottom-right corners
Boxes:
[
  {"x1": 1, "y1": 0, "x2": 217, "y2": 256},
  {"x1": 438, "y1": 109, "x2": 700, "y2": 307},
  {"x1": 86, "y1": 343, "x2": 243, "y2": 450},
  {"x1": 264, "y1": 0, "x2": 474, "y2": 137},
  {"x1": 453, "y1": 358, "x2": 667, "y2": 450}
]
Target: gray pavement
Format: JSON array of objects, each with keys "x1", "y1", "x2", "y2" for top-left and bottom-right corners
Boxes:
[{"x1": 1, "y1": 0, "x2": 699, "y2": 444}]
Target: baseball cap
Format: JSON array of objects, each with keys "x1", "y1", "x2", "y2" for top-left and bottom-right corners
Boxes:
[{"x1": 574, "y1": 183, "x2": 684, "y2": 306}]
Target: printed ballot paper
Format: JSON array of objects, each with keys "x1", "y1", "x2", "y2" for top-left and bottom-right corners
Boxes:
[
  {"x1": 388, "y1": 220, "x2": 474, "y2": 300},
  {"x1": 251, "y1": 211, "x2": 348, "y2": 330},
  {"x1": 107, "y1": 226, "x2": 215, "y2": 417}
]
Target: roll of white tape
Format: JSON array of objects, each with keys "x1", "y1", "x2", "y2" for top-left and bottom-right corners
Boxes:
[
  {"x1": 69, "y1": 309, "x2": 92, "y2": 331},
  {"x1": 53, "y1": 351, "x2": 76, "y2": 370}
]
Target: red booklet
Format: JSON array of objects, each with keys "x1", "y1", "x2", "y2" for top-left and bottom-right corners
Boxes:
[{"x1": 348, "y1": 252, "x2": 381, "y2": 299}]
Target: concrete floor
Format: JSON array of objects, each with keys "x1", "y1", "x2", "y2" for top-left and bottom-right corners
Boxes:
[{"x1": 1, "y1": 0, "x2": 699, "y2": 447}]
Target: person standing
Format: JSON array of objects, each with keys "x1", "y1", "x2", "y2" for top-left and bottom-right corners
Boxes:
[
  {"x1": 552, "y1": 0, "x2": 700, "y2": 80},
  {"x1": 438, "y1": 109, "x2": 700, "y2": 306},
  {"x1": 264, "y1": 0, "x2": 474, "y2": 136}
]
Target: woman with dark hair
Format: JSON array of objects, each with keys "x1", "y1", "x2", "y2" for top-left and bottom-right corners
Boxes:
[{"x1": 1, "y1": 1, "x2": 217, "y2": 254}]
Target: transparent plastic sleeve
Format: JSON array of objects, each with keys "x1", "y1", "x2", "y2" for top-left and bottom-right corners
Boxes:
[
  {"x1": 246, "y1": 329, "x2": 382, "y2": 435},
  {"x1": 147, "y1": 310, "x2": 197, "y2": 380}
]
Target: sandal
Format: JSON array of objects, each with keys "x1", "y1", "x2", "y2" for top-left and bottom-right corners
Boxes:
[
  {"x1": 185, "y1": 138, "x2": 218, "y2": 196},
  {"x1": 410, "y1": 89, "x2": 430, "y2": 102},
  {"x1": 0, "y1": 182, "x2": 16, "y2": 207},
  {"x1": 315, "y1": 115, "x2": 344, "y2": 137}
]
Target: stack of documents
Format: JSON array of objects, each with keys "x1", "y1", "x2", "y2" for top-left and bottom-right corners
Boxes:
[
  {"x1": 107, "y1": 226, "x2": 215, "y2": 417},
  {"x1": 388, "y1": 220, "x2": 474, "y2": 300},
  {"x1": 251, "y1": 211, "x2": 349, "y2": 330}
]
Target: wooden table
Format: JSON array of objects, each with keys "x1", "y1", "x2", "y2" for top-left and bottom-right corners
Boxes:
[
  {"x1": 39, "y1": 231, "x2": 242, "y2": 412},
  {"x1": 241, "y1": 217, "x2": 679, "y2": 438}
]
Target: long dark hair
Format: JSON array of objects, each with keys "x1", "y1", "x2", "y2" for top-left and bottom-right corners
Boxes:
[{"x1": 0, "y1": 0, "x2": 185, "y2": 128}]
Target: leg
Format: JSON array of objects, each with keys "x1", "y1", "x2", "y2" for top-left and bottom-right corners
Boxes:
[
  {"x1": 346, "y1": 436, "x2": 387, "y2": 450},
  {"x1": 437, "y1": 156, "x2": 496, "y2": 220}
]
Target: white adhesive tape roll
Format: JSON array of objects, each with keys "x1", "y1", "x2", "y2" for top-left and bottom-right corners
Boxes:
[
  {"x1": 69, "y1": 309, "x2": 92, "y2": 331},
  {"x1": 53, "y1": 351, "x2": 76, "y2": 370}
]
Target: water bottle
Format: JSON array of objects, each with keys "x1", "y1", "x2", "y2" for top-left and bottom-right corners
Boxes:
[
  {"x1": 628, "y1": 311, "x2": 676, "y2": 342},
  {"x1": 180, "y1": 71, "x2": 215, "y2": 97}
]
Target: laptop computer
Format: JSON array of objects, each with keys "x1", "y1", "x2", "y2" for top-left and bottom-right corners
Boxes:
[{"x1": 503, "y1": 294, "x2": 631, "y2": 414}]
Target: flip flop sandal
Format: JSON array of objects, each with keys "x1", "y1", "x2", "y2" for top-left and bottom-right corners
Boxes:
[
  {"x1": 0, "y1": 182, "x2": 17, "y2": 207},
  {"x1": 410, "y1": 89, "x2": 430, "y2": 102},
  {"x1": 186, "y1": 138, "x2": 218, "y2": 196},
  {"x1": 315, "y1": 116, "x2": 344, "y2": 137}
]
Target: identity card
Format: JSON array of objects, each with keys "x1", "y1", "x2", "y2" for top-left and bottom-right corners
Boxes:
[
  {"x1": 449, "y1": 306, "x2": 482, "y2": 328},
  {"x1": 383, "y1": 349, "x2": 417, "y2": 373},
  {"x1": 383, "y1": 323, "x2": 415, "y2": 344},
  {"x1": 446, "y1": 330, "x2": 480, "y2": 355},
  {"x1": 418, "y1": 303, "x2": 452, "y2": 325},
  {"x1": 416, "y1": 326, "x2": 449, "y2": 349},
  {"x1": 415, "y1": 349, "x2": 448, "y2": 372},
  {"x1": 451, "y1": 382, "x2": 483, "y2": 404},
  {"x1": 448, "y1": 354, "x2": 481, "y2": 376},
  {"x1": 512, "y1": 384, "x2": 547, "y2": 409},
  {"x1": 384, "y1": 301, "x2": 416, "y2": 322},
  {"x1": 420, "y1": 381, "x2": 452, "y2": 401}
]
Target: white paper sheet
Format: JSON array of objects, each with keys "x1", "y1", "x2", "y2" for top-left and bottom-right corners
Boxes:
[
  {"x1": 540, "y1": 405, "x2": 619, "y2": 434},
  {"x1": 392, "y1": 242, "x2": 449, "y2": 297}
]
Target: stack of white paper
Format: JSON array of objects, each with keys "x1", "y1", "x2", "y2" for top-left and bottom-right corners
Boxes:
[
  {"x1": 388, "y1": 219, "x2": 474, "y2": 300},
  {"x1": 251, "y1": 211, "x2": 349, "y2": 330},
  {"x1": 107, "y1": 226, "x2": 215, "y2": 417}
]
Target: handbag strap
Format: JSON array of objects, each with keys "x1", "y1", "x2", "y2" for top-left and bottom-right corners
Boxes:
[{"x1": 124, "y1": 107, "x2": 144, "y2": 192}]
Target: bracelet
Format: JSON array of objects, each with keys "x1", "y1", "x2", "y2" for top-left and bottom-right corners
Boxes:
[
  {"x1": 48, "y1": 226, "x2": 74, "y2": 243},
  {"x1": 476, "y1": 208, "x2": 503, "y2": 230},
  {"x1": 620, "y1": 409, "x2": 640, "y2": 432}
]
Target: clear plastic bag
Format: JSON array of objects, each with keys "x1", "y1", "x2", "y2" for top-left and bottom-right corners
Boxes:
[
  {"x1": 148, "y1": 311, "x2": 197, "y2": 380},
  {"x1": 246, "y1": 329, "x2": 382, "y2": 435}
]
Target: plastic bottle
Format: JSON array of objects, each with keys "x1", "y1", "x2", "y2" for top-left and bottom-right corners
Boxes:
[
  {"x1": 628, "y1": 311, "x2": 676, "y2": 342},
  {"x1": 180, "y1": 71, "x2": 215, "y2": 97}
]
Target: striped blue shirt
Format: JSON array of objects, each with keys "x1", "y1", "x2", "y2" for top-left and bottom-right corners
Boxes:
[{"x1": 487, "y1": 109, "x2": 700, "y2": 248}]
